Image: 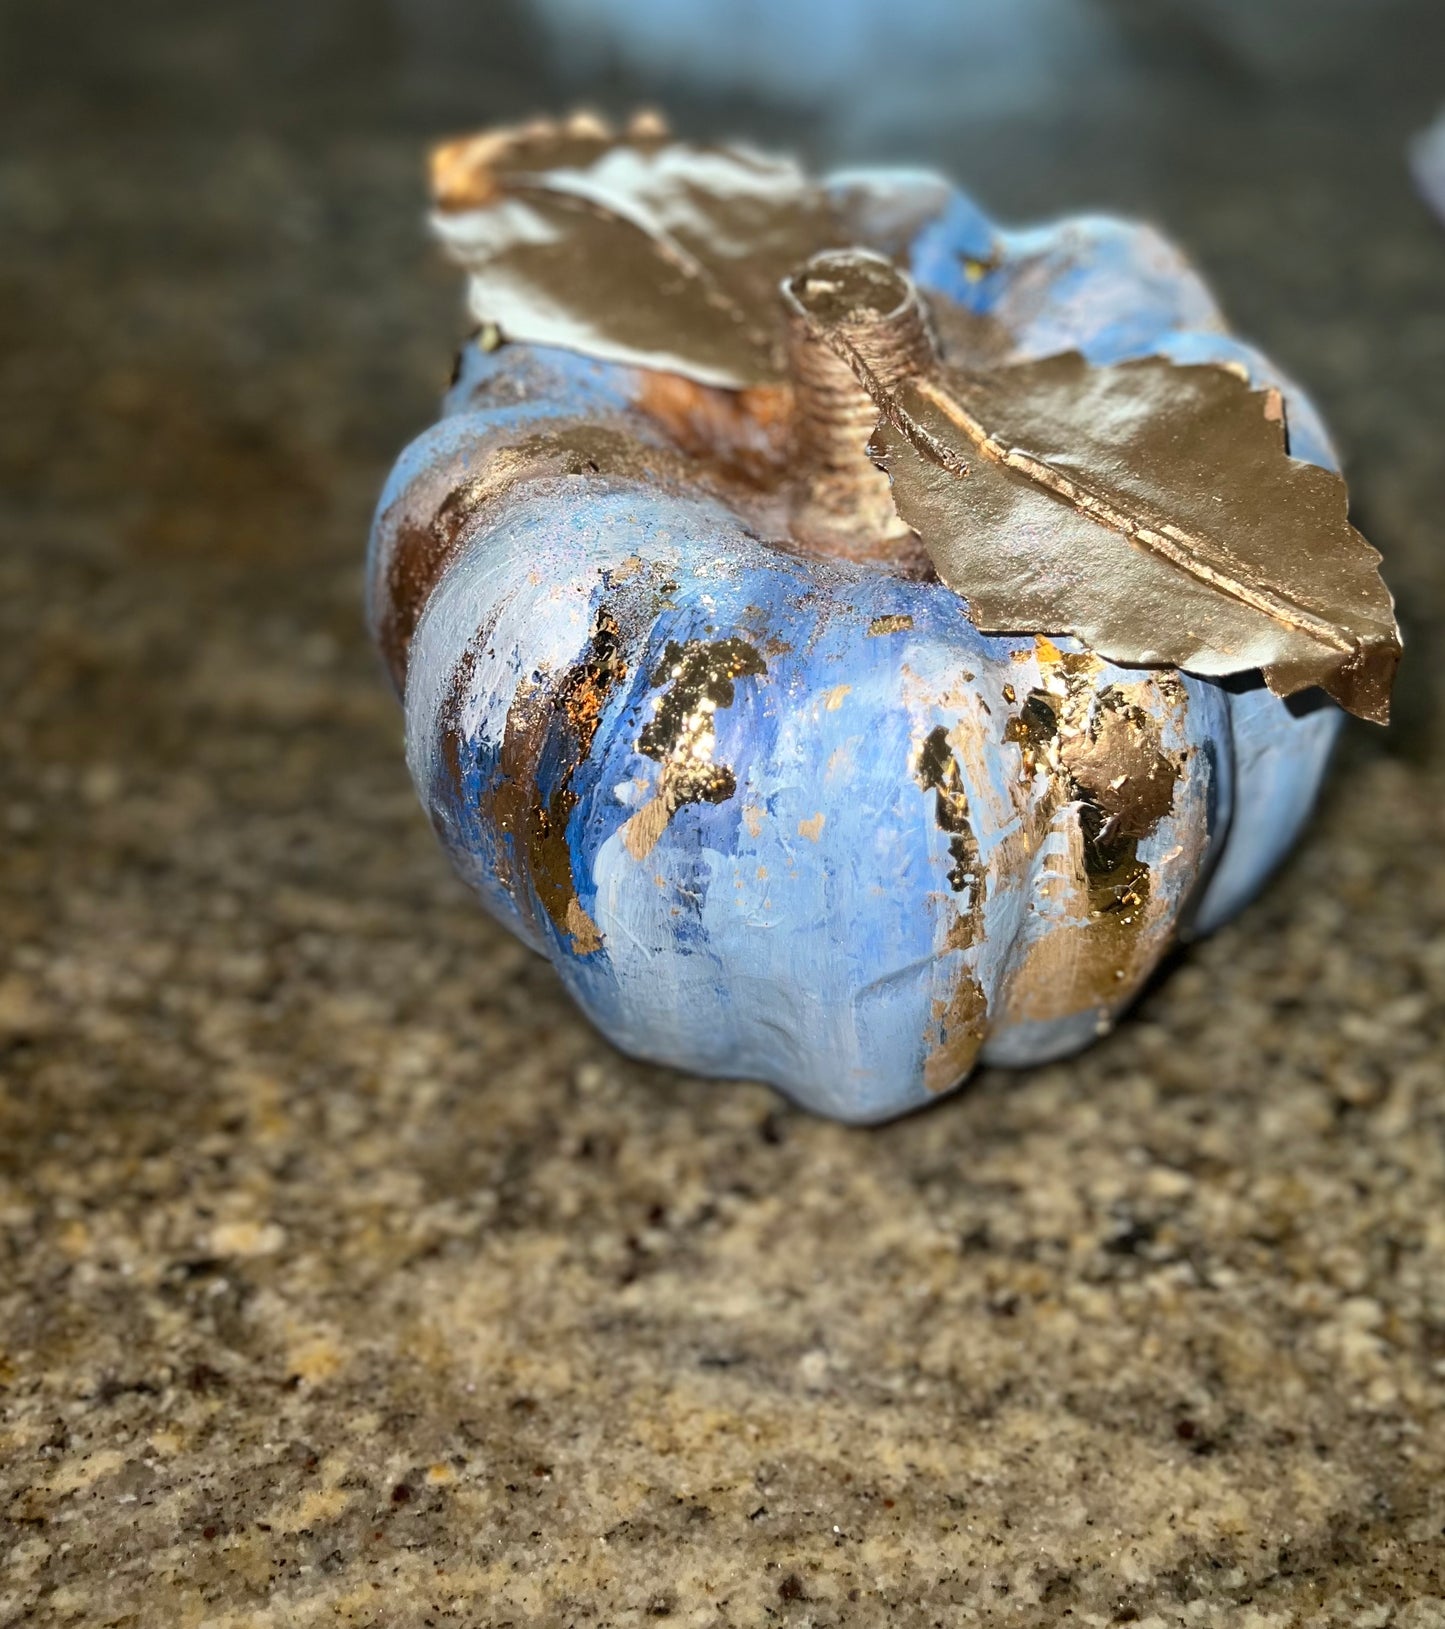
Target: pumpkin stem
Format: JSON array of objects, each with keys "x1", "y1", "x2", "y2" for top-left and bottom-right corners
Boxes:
[{"x1": 782, "y1": 249, "x2": 936, "y2": 571}]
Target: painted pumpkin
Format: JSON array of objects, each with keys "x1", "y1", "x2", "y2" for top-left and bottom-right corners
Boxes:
[{"x1": 367, "y1": 120, "x2": 1397, "y2": 1122}]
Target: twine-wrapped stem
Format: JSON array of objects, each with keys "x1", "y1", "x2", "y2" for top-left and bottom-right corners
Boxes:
[{"x1": 781, "y1": 250, "x2": 936, "y2": 569}]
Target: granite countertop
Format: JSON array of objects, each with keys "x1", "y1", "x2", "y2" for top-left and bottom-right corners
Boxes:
[{"x1": 2, "y1": 3, "x2": 1444, "y2": 1623}]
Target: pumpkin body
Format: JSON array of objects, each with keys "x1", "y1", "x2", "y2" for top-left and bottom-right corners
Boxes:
[{"x1": 369, "y1": 174, "x2": 1341, "y2": 1122}]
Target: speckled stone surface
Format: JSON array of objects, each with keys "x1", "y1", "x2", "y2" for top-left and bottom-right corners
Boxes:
[{"x1": 3, "y1": 4, "x2": 1445, "y2": 1624}]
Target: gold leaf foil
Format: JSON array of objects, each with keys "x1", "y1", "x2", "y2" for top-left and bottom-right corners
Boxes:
[
  {"x1": 996, "y1": 668, "x2": 1193, "y2": 1029},
  {"x1": 621, "y1": 638, "x2": 767, "y2": 860}
]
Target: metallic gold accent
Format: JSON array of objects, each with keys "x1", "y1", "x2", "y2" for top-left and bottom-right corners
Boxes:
[
  {"x1": 915, "y1": 725, "x2": 983, "y2": 898},
  {"x1": 914, "y1": 725, "x2": 990, "y2": 1091},
  {"x1": 564, "y1": 897, "x2": 603, "y2": 956},
  {"x1": 999, "y1": 662, "x2": 1190, "y2": 1025},
  {"x1": 866, "y1": 613, "x2": 914, "y2": 636},
  {"x1": 430, "y1": 116, "x2": 852, "y2": 389},
  {"x1": 531, "y1": 607, "x2": 632, "y2": 954},
  {"x1": 924, "y1": 966, "x2": 988, "y2": 1094},
  {"x1": 422, "y1": 122, "x2": 1397, "y2": 723},
  {"x1": 622, "y1": 638, "x2": 767, "y2": 860},
  {"x1": 819, "y1": 328, "x2": 1400, "y2": 722},
  {"x1": 430, "y1": 117, "x2": 993, "y2": 393},
  {"x1": 472, "y1": 606, "x2": 636, "y2": 955}
]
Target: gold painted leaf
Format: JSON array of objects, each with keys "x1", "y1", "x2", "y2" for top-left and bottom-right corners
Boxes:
[
  {"x1": 428, "y1": 128, "x2": 1400, "y2": 722},
  {"x1": 842, "y1": 349, "x2": 1400, "y2": 722},
  {"x1": 428, "y1": 114, "x2": 950, "y2": 390}
]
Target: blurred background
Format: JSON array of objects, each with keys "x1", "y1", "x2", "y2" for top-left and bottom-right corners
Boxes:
[
  {"x1": 4, "y1": 0, "x2": 1442, "y2": 602},
  {"x1": 3, "y1": 2, "x2": 1445, "y2": 1620}
]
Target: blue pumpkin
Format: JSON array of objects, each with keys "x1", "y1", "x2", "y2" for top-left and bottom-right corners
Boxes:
[{"x1": 368, "y1": 174, "x2": 1341, "y2": 1122}]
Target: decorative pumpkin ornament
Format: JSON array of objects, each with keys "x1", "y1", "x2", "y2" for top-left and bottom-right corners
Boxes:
[{"x1": 368, "y1": 113, "x2": 1400, "y2": 1123}]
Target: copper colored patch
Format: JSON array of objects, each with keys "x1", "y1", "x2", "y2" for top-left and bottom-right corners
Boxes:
[
  {"x1": 473, "y1": 607, "x2": 631, "y2": 956},
  {"x1": 430, "y1": 111, "x2": 667, "y2": 211},
  {"x1": 634, "y1": 373, "x2": 793, "y2": 492},
  {"x1": 913, "y1": 725, "x2": 990, "y2": 1090},
  {"x1": 378, "y1": 417, "x2": 786, "y2": 691},
  {"x1": 380, "y1": 477, "x2": 496, "y2": 692},
  {"x1": 528, "y1": 608, "x2": 628, "y2": 953}
]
